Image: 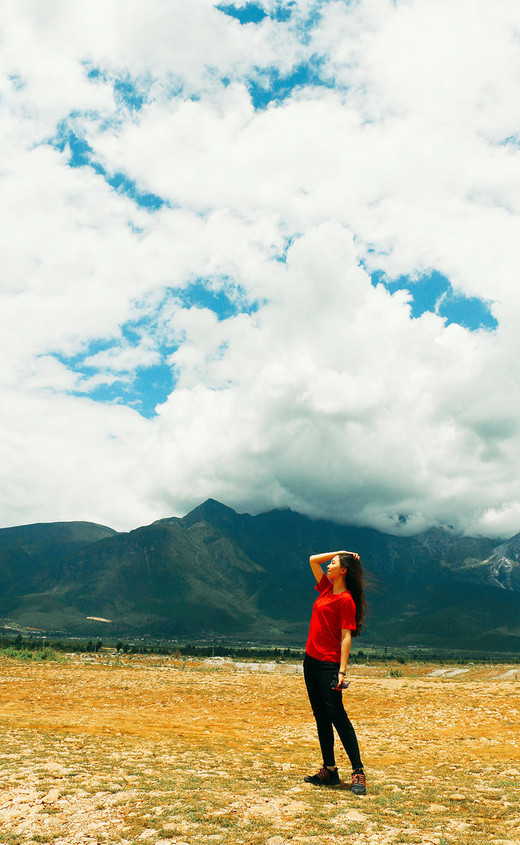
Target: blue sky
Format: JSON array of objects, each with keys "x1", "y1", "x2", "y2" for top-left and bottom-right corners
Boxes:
[{"x1": 2, "y1": 0, "x2": 520, "y2": 536}]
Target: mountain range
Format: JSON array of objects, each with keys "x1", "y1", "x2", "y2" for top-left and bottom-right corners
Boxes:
[{"x1": 1, "y1": 499, "x2": 519, "y2": 652}]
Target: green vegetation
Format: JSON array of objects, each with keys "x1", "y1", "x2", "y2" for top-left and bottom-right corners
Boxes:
[
  {"x1": 0, "y1": 640, "x2": 59, "y2": 661},
  {"x1": 1, "y1": 633, "x2": 520, "y2": 664}
]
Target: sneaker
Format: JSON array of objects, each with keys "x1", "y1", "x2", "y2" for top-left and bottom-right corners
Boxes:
[
  {"x1": 304, "y1": 766, "x2": 340, "y2": 786},
  {"x1": 351, "y1": 770, "x2": 367, "y2": 795}
]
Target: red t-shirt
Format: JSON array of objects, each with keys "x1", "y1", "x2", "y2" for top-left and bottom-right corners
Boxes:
[{"x1": 305, "y1": 574, "x2": 357, "y2": 662}]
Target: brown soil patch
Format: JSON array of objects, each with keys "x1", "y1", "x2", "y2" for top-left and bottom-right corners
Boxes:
[{"x1": 0, "y1": 655, "x2": 519, "y2": 844}]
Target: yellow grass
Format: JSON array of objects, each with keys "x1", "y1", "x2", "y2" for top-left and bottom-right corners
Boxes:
[{"x1": 0, "y1": 654, "x2": 519, "y2": 845}]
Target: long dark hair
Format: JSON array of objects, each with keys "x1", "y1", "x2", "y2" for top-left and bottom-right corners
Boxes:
[{"x1": 339, "y1": 552, "x2": 366, "y2": 637}]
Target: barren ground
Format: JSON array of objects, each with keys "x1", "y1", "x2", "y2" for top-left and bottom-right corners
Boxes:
[{"x1": 0, "y1": 654, "x2": 519, "y2": 845}]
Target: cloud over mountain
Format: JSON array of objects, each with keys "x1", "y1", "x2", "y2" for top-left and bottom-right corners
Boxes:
[{"x1": 2, "y1": 1, "x2": 520, "y2": 537}]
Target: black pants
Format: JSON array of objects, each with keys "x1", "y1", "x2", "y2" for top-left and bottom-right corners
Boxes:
[{"x1": 303, "y1": 652, "x2": 363, "y2": 770}]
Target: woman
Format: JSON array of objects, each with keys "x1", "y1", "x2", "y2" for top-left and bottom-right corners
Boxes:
[{"x1": 303, "y1": 550, "x2": 367, "y2": 795}]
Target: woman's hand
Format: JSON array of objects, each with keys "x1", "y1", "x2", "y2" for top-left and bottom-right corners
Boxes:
[
  {"x1": 342, "y1": 550, "x2": 360, "y2": 561},
  {"x1": 333, "y1": 670, "x2": 348, "y2": 690}
]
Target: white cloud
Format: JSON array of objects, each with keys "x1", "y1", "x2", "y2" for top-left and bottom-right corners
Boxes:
[
  {"x1": 150, "y1": 224, "x2": 520, "y2": 537},
  {"x1": 0, "y1": 387, "x2": 151, "y2": 530},
  {"x1": 2, "y1": 0, "x2": 520, "y2": 538},
  {"x1": 83, "y1": 344, "x2": 160, "y2": 374}
]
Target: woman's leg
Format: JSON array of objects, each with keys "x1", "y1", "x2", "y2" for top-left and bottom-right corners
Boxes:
[
  {"x1": 314, "y1": 661, "x2": 363, "y2": 771},
  {"x1": 331, "y1": 702, "x2": 363, "y2": 771},
  {"x1": 303, "y1": 654, "x2": 335, "y2": 767}
]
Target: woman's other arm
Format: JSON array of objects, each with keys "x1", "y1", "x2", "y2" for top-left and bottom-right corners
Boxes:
[
  {"x1": 334, "y1": 629, "x2": 352, "y2": 688},
  {"x1": 309, "y1": 551, "x2": 347, "y2": 583},
  {"x1": 339, "y1": 628, "x2": 351, "y2": 674}
]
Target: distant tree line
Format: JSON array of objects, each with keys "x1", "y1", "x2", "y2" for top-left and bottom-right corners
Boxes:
[
  {"x1": 0, "y1": 634, "x2": 104, "y2": 658},
  {"x1": 0, "y1": 633, "x2": 519, "y2": 664}
]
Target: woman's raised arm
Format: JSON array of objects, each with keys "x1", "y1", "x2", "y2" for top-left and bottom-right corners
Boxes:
[{"x1": 309, "y1": 551, "x2": 347, "y2": 583}]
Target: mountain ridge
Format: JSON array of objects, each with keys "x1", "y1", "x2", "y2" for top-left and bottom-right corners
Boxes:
[{"x1": 1, "y1": 500, "x2": 519, "y2": 651}]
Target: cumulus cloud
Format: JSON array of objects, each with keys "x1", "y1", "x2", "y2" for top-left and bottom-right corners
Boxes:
[
  {"x1": 2, "y1": 0, "x2": 520, "y2": 538},
  {"x1": 151, "y1": 224, "x2": 518, "y2": 536}
]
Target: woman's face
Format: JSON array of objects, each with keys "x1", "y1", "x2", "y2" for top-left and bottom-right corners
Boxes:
[{"x1": 327, "y1": 555, "x2": 346, "y2": 582}]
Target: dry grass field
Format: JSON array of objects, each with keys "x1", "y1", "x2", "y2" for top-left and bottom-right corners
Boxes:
[{"x1": 0, "y1": 654, "x2": 519, "y2": 845}]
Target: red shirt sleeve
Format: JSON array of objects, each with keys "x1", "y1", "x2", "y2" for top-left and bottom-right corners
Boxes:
[{"x1": 315, "y1": 574, "x2": 332, "y2": 593}]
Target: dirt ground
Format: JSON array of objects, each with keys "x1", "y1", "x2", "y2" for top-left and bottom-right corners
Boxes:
[{"x1": 0, "y1": 654, "x2": 519, "y2": 845}]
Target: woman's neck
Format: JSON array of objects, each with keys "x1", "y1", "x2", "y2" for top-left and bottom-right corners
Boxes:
[{"x1": 331, "y1": 578, "x2": 347, "y2": 595}]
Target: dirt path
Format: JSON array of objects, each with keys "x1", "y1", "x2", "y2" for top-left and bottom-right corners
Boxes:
[{"x1": 0, "y1": 655, "x2": 519, "y2": 845}]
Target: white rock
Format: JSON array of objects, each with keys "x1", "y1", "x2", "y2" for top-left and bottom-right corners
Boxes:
[
  {"x1": 332, "y1": 809, "x2": 368, "y2": 823},
  {"x1": 41, "y1": 788, "x2": 60, "y2": 804}
]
